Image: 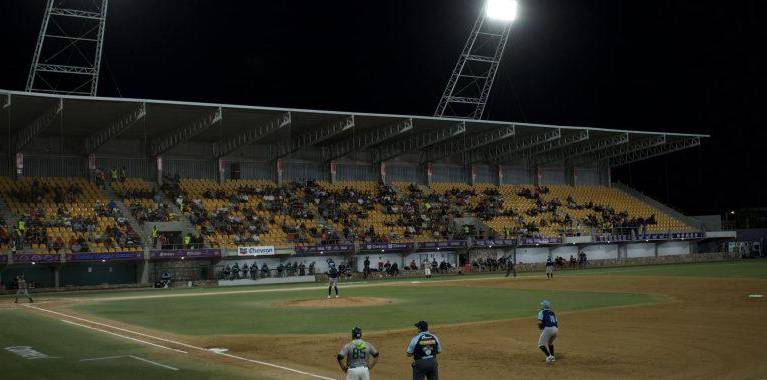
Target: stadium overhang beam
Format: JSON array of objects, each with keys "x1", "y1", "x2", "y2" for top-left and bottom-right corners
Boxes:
[
  {"x1": 482, "y1": 129, "x2": 562, "y2": 164},
  {"x1": 524, "y1": 130, "x2": 591, "y2": 163},
  {"x1": 423, "y1": 125, "x2": 516, "y2": 164},
  {"x1": 213, "y1": 112, "x2": 291, "y2": 159},
  {"x1": 150, "y1": 107, "x2": 222, "y2": 157},
  {"x1": 322, "y1": 118, "x2": 413, "y2": 162},
  {"x1": 571, "y1": 134, "x2": 667, "y2": 166},
  {"x1": 271, "y1": 115, "x2": 354, "y2": 159},
  {"x1": 1, "y1": 93, "x2": 10, "y2": 110},
  {"x1": 608, "y1": 137, "x2": 701, "y2": 168},
  {"x1": 13, "y1": 98, "x2": 63, "y2": 152},
  {"x1": 534, "y1": 132, "x2": 630, "y2": 166},
  {"x1": 84, "y1": 102, "x2": 146, "y2": 155},
  {"x1": 373, "y1": 122, "x2": 466, "y2": 164}
]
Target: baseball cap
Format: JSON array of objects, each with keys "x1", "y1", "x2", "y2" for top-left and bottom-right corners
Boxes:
[
  {"x1": 540, "y1": 300, "x2": 551, "y2": 310},
  {"x1": 415, "y1": 320, "x2": 429, "y2": 331}
]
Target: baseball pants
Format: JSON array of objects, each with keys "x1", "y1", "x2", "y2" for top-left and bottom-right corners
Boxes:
[
  {"x1": 412, "y1": 358, "x2": 438, "y2": 380},
  {"x1": 545, "y1": 266, "x2": 553, "y2": 275},
  {"x1": 538, "y1": 326, "x2": 558, "y2": 347},
  {"x1": 15, "y1": 288, "x2": 32, "y2": 302},
  {"x1": 346, "y1": 366, "x2": 370, "y2": 380}
]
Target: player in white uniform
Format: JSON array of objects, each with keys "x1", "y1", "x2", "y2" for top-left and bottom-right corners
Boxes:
[
  {"x1": 423, "y1": 260, "x2": 432, "y2": 278},
  {"x1": 337, "y1": 326, "x2": 379, "y2": 380}
]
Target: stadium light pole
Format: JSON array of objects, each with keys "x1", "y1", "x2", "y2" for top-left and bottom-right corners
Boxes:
[{"x1": 434, "y1": 0, "x2": 519, "y2": 119}]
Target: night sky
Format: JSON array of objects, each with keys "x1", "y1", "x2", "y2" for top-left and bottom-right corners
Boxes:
[{"x1": 1, "y1": 0, "x2": 765, "y2": 216}]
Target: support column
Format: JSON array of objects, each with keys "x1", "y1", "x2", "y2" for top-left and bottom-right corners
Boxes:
[
  {"x1": 15, "y1": 152, "x2": 23, "y2": 179},
  {"x1": 330, "y1": 162, "x2": 338, "y2": 184},
  {"x1": 497, "y1": 164, "x2": 503, "y2": 186},
  {"x1": 155, "y1": 156, "x2": 163, "y2": 186},
  {"x1": 138, "y1": 259, "x2": 150, "y2": 285},
  {"x1": 425, "y1": 162, "x2": 433, "y2": 187},
  {"x1": 276, "y1": 159, "x2": 284, "y2": 186},
  {"x1": 607, "y1": 166, "x2": 612, "y2": 187},
  {"x1": 54, "y1": 265, "x2": 61, "y2": 289},
  {"x1": 217, "y1": 159, "x2": 225, "y2": 184},
  {"x1": 533, "y1": 166, "x2": 542, "y2": 186},
  {"x1": 565, "y1": 166, "x2": 577, "y2": 186},
  {"x1": 379, "y1": 161, "x2": 387, "y2": 184},
  {"x1": 469, "y1": 164, "x2": 477, "y2": 185}
]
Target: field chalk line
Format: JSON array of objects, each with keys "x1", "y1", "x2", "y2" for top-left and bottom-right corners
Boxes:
[
  {"x1": 59, "y1": 319, "x2": 188, "y2": 354},
  {"x1": 25, "y1": 305, "x2": 336, "y2": 380},
  {"x1": 80, "y1": 355, "x2": 179, "y2": 371}
]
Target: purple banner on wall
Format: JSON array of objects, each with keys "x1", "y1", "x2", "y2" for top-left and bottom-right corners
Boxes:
[
  {"x1": 519, "y1": 237, "x2": 563, "y2": 245},
  {"x1": 418, "y1": 240, "x2": 468, "y2": 250},
  {"x1": 12, "y1": 254, "x2": 60, "y2": 264},
  {"x1": 150, "y1": 249, "x2": 221, "y2": 259},
  {"x1": 595, "y1": 232, "x2": 704, "y2": 242},
  {"x1": 294, "y1": 244, "x2": 354, "y2": 254},
  {"x1": 68, "y1": 252, "x2": 144, "y2": 262},
  {"x1": 362, "y1": 243, "x2": 414, "y2": 251},
  {"x1": 474, "y1": 239, "x2": 516, "y2": 247}
]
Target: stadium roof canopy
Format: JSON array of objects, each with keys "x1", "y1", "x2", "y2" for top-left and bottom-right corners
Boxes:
[{"x1": 0, "y1": 89, "x2": 708, "y2": 167}]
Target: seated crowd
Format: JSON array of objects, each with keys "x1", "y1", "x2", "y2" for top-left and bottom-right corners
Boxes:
[
  {"x1": 0, "y1": 177, "x2": 142, "y2": 254},
  {"x1": 0, "y1": 175, "x2": 694, "y2": 253}
]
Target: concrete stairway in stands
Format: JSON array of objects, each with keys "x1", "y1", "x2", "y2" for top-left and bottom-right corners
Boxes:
[
  {"x1": 101, "y1": 184, "x2": 146, "y2": 243},
  {"x1": 153, "y1": 190, "x2": 197, "y2": 238}
]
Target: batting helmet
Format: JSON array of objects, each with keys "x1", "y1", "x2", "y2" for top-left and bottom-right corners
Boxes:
[
  {"x1": 540, "y1": 300, "x2": 551, "y2": 310},
  {"x1": 352, "y1": 326, "x2": 362, "y2": 339}
]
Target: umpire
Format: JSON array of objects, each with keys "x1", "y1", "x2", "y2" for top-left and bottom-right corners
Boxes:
[{"x1": 406, "y1": 320, "x2": 442, "y2": 380}]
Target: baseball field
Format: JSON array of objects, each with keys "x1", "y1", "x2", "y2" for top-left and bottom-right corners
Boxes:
[{"x1": 1, "y1": 260, "x2": 766, "y2": 379}]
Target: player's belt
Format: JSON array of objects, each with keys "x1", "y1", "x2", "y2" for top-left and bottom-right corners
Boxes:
[{"x1": 348, "y1": 365, "x2": 368, "y2": 369}]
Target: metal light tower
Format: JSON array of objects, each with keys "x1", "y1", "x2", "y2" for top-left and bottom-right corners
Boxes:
[
  {"x1": 26, "y1": 0, "x2": 109, "y2": 96},
  {"x1": 435, "y1": 0, "x2": 517, "y2": 120}
]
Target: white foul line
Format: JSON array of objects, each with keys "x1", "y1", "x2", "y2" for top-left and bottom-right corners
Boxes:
[
  {"x1": 80, "y1": 355, "x2": 179, "y2": 371},
  {"x1": 25, "y1": 305, "x2": 336, "y2": 380},
  {"x1": 128, "y1": 355, "x2": 180, "y2": 371},
  {"x1": 60, "y1": 320, "x2": 188, "y2": 354}
]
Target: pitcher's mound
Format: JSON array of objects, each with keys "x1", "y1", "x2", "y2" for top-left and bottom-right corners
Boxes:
[{"x1": 279, "y1": 297, "x2": 393, "y2": 308}]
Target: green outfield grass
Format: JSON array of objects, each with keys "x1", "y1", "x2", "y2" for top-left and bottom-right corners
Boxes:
[
  {"x1": 565, "y1": 259, "x2": 767, "y2": 278},
  {"x1": 0, "y1": 309, "x2": 263, "y2": 380},
  {"x1": 73, "y1": 285, "x2": 658, "y2": 335}
]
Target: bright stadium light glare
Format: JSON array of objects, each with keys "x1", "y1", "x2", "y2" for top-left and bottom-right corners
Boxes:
[{"x1": 486, "y1": 0, "x2": 518, "y2": 22}]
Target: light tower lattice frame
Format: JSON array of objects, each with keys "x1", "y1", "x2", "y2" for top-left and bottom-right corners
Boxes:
[
  {"x1": 26, "y1": 0, "x2": 109, "y2": 96},
  {"x1": 434, "y1": 5, "x2": 512, "y2": 120}
]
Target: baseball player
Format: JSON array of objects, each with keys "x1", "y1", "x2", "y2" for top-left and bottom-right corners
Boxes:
[
  {"x1": 423, "y1": 260, "x2": 431, "y2": 279},
  {"x1": 407, "y1": 320, "x2": 442, "y2": 380},
  {"x1": 337, "y1": 326, "x2": 379, "y2": 380},
  {"x1": 537, "y1": 300, "x2": 558, "y2": 363},
  {"x1": 545, "y1": 257, "x2": 554, "y2": 279},
  {"x1": 505, "y1": 255, "x2": 517, "y2": 277},
  {"x1": 328, "y1": 263, "x2": 340, "y2": 299},
  {"x1": 14, "y1": 275, "x2": 33, "y2": 304}
]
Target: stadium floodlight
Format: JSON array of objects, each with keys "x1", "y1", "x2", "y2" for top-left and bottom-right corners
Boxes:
[{"x1": 486, "y1": 0, "x2": 518, "y2": 22}]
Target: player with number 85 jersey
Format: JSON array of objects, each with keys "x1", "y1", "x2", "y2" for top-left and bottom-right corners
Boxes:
[{"x1": 337, "y1": 326, "x2": 379, "y2": 380}]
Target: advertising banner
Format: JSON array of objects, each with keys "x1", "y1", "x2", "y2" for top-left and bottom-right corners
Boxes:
[
  {"x1": 68, "y1": 252, "x2": 144, "y2": 262},
  {"x1": 237, "y1": 246, "x2": 276, "y2": 257},
  {"x1": 150, "y1": 249, "x2": 221, "y2": 259}
]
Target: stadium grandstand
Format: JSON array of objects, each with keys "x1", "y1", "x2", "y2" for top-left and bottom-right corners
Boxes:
[{"x1": 0, "y1": 88, "x2": 724, "y2": 289}]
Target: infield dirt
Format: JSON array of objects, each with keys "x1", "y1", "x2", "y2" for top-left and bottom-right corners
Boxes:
[{"x1": 195, "y1": 275, "x2": 767, "y2": 379}]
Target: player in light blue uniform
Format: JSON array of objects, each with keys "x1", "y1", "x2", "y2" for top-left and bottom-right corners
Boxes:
[
  {"x1": 407, "y1": 320, "x2": 442, "y2": 380},
  {"x1": 537, "y1": 299, "x2": 558, "y2": 363}
]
